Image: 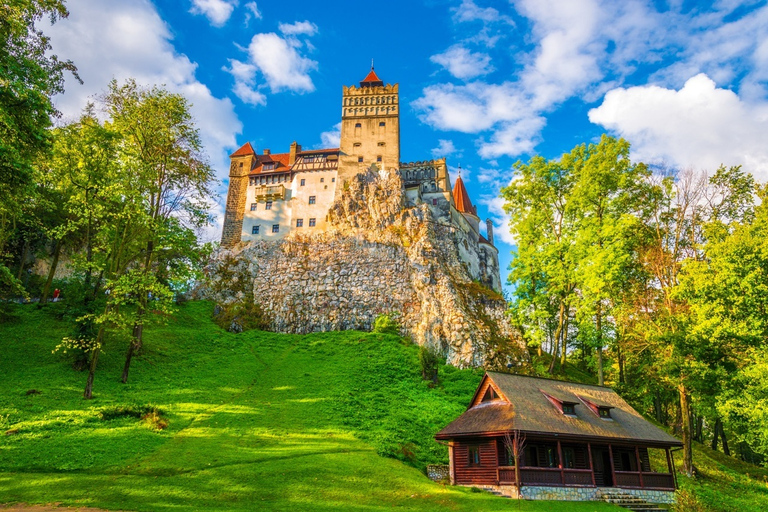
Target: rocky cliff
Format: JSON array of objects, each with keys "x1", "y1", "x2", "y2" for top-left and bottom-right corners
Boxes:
[{"x1": 203, "y1": 168, "x2": 527, "y2": 368}]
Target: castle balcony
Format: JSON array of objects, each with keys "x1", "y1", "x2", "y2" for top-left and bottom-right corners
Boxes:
[{"x1": 253, "y1": 184, "x2": 286, "y2": 202}]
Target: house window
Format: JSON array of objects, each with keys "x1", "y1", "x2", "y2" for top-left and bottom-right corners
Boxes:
[
  {"x1": 526, "y1": 446, "x2": 539, "y2": 467},
  {"x1": 309, "y1": 196, "x2": 316, "y2": 205},
  {"x1": 300, "y1": 178, "x2": 306, "y2": 186},
  {"x1": 504, "y1": 446, "x2": 516, "y2": 467},
  {"x1": 272, "y1": 224, "x2": 279, "y2": 233},
  {"x1": 296, "y1": 219, "x2": 303, "y2": 227},
  {"x1": 563, "y1": 404, "x2": 576, "y2": 416},
  {"x1": 563, "y1": 448, "x2": 575, "y2": 469},
  {"x1": 309, "y1": 218, "x2": 316, "y2": 227},
  {"x1": 546, "y1": 447, "x2": 557, "y2": 468},
  {"x1": 358, "y1": 157, "x2": 363, "y2": 163},
  {"x1": 467, "y1": 446, "x2": 481, "y2": 467},
  {"x1": 599, "y1": 407, "x2": 612, "y2": 419},
  {"x1": 263, "y1": 162, "x2": 275, "y2": 170},
  {"x1": 251, "y1": 225, "x2": 259, "y2": 234},
  {"x1": 250, "y1": 203, "x2": 257, "y2": 211},
  {"x1": 481, "y1": 387, "x2": 498, "y2": 402},
  {"x1": 265, "y1": 201, "x2": 272, "y2": 210}
]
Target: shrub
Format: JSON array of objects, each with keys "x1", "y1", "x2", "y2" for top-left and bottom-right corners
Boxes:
[
  {"x1": 98, "y1": 404, "x2": 162, "y2": 421},
  {"x1": 419, "y1": 345, "x2": 440, "y2": 385},
  {"x1": 213, "y1": 300, "x2": 268, "y2": 333},
  {"x1": 372, "y1": 313, "x2": 400, "y2": 335}
]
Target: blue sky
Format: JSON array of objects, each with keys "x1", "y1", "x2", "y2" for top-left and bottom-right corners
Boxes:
[{"x1": 46, "y1": 0, "x2": 768, "y2": 288}]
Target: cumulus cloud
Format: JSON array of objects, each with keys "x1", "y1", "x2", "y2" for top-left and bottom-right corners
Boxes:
[
  {"x1": 244, "y1": 2, "x2": 261, "y2": 21},
  {"x1": 225, "y1": 59, "x2": 266, "y2": 105},
  {"x1": 431, "y1": 139, "x2": 462, "y2": 159},
  {"x1": 48, "y1": 0, "x2": 241, "y2": 180},
  {"x1": 190, "y1": 0, "x2": 238, "y2": 27},
  {"x1": 318, "y1": 123, "x2": 341, "y2": 148},
  {"x1": 417, "y1": 0, "x2": 768, "y2": 163},
  {"x1": 431, "y1": 45, "x2": 494, "y2": 80},
  {"x1": 479, "y1": 195, "x2": 516, "y2": 245},
  {"x1": 589, "y1": 73, "x2": 768, "y2": 178},
  {"x1": 278, "y1": 20, "x2": 318, "y2": 36},
  {"x1": 248, "y1": 32, "x2": 317, "y2": 93}
]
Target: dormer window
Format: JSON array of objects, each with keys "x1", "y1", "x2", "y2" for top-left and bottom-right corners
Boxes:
[
  {"x1": 541, "y1": 391, "x2": 578, "y2": 417},
  {"x1": 576, "y1": 395, "x2": 614, "y2": 420},
  {"x1": 262, "y1": 162, "x2": 276, "y2": 171},
  {"x1": 481, "y1": 386, "x2": 499, "y2": 403}
]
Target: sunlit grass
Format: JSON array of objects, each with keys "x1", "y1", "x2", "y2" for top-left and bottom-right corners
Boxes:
[{"x1": 1, "y1": 300, "x2": 762, "y2": 511}]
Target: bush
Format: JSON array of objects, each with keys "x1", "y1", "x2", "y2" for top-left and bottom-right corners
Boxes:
[
  {"x1": 372, "y1": 313, "x2": 400, "y2": 335},
  {"x1": 213, "y1": 300, "x2": 268, "y2": 333},
  {"x1": 419, "y1": 345, "x2": 440, "y2": 384},
  {"x1": 98, "y1": 404, "x2": 162, "y2": 421}
]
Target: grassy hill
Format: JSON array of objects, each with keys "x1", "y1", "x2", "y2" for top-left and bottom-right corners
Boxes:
[{"x1": 0, "y1": 301, "x2": 765, "y2": 511}]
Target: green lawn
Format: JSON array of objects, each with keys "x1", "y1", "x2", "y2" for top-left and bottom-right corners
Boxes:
[{"x1": 0, "y1": 301, "x2": 764, "y2": 511}]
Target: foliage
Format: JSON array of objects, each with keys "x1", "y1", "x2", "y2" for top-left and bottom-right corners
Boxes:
[
  {"x1": 419, "y1": 345, "x2": 440, "y2": 384},
  {"x1": 372, "y1": 312, "x2": 401, "y2": 335}
]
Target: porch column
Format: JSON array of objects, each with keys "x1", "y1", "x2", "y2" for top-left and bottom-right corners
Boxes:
[
  {"x1": 665, "y1": 447, "x2": 673, "y2": 474},
  {"x1": 635, "y1": 446, "x2": 644, "y2": 488},
  {"x1": 449, "y1": 442, "x2": 455, "y2": 485},
  {"x1": 557, "y1": 440, "x2": 564, "y2": 485},
  {"x1": 587, "y1": 442, "x2": 596, "y2": 486},
  {"x1": 608, "y1": 444, "x2": 617, "y2": 487}
]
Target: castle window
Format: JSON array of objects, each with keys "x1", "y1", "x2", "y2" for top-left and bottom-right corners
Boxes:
[
  {"x1": 309, "y1": 218, "x2": 316, "y2": 227},
  {"x1": 353, "y1": 143, "x2": 361, "y2": 148},
  {"x1": 354, "y1": 122, "x2": 362, "y2": 137},
  {"x1": 252, "y1": 225, "x2": 259, "y2": 234},
  {"x1": 239, "y1": 162, "x2": 243, "y2": 168},
  {"x1": 378, "y1": 142, "x2": 385, "y2": 146},
  {"x1": 308, "y1": 196, "x2": 316, "y2": 205},
  {"x1": 320, "y1": 177, "x2": 324, "y2": 183},
  {"x1": 250, "y1": 203, "x2": 257, "y2": 211},
  {"x1": 377, "y1": 155, "x2": 382, "y2": 162},
  {"x1": 296, "y1": 219, "x2": 303, "y2": 227},
  {"x1": 265, "y1": 201, "x2": 272, "y2": 210},
  {"x1": 300, "y1": 178, "x2": 306, "y2": 186},
  {"x1": 355, "y1": 122, "x2": 361, "y2": 127},
  {"x1": 358, "y1": 157, "x2": 363, "y2": 163},
  {"x1": 272, "y1": 224, "x2": 279, "y2": 233},
  {"x1": 332, "y1": 177, "x2": 335, "y2": 182},
  {"x1": 379, "y1": 122, "x2": 385, "y2": 126},
  {"x1": 432, "y1": 199, "x2": 438, "y2": 206}
]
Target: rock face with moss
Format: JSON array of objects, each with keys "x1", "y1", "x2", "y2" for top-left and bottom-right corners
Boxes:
[{"x1": 204, "y1": 169, "x2": 527, "y2": 368}]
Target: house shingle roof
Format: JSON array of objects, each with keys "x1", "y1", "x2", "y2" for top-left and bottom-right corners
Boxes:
[{"x1": 436, "y1": 372, "x2": 682, "y2": 446}]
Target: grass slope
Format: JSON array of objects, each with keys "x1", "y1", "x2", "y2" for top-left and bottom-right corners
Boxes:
[
  {"x1": 0, "y1": 302, "x2": 765, "y2": 511},
  {"x1": 0, "y1": 301, "x2": 614, "y2": 511}
]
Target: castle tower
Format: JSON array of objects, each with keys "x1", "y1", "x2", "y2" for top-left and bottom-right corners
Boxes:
[
  {"x1": 337, "y1": 66, "x2": 400, "y2": 192},
  {"x1": 452, "y1": 174, "x2": 480, "y2": 234},
  {"x1": 221, "y1": 142, "x2": 256, "y2": 247}
]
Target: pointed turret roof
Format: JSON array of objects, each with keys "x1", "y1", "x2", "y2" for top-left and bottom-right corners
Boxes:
[
  {"x1": 360, "y1": 65, "x2": 384, "y2": 87},
  {"x1": 230, "y1": 142, "x2": 255, "y2": 158},
  {"x1": 453, "y1": 175, "x2": 476, "y2": 215}
]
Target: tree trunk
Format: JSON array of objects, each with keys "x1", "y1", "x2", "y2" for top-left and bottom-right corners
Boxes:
[
  {"x1": 617, "y1": 338, "x2": 625, "y2": 384},
  {"x1": 596, "y1": 301, "x2": 604, "y2": 386},
  {"x1": 711, "y1": 417, "x2": 721, "y2": 451},
  {"x1": 122, "y1": 239, "x2": 154, "y2": 384},
  {"x1": 654, "y1": 394, "x2": 664, "y2": 424},
  {"x1": 83, "y1": 325, "x2": 106, "y2": 399},
  {"x1": 549, "y1": 301, "x2": 565, "y2": 374},
  {"x1": 720, "y1": 423, "x2": 730, "y2": 456},
  {"x1": 16, "y1": 238, "x2": 29, "y2": 281},
  {"x1": 695, "y1": 414, "x2": 704, "y2": 443},
  {"x1": 40, "y1": 238, "x2": 62, "y2": 305},
  {"x1": 560, "y1": 308, "x2": 569, "y2": 367},
  {"x1": 678, "y1": 383, "x2": 693, "y2": 477}
]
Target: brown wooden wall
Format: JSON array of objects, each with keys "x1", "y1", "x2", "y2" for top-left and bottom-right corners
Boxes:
[{"x1": 453, "y1": 439, "x2": 499, "y2": 485}]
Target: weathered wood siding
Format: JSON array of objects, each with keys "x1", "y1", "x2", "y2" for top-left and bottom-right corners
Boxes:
[{"x1": 453, "y1": 439, "x2": 499, "y2": 485}]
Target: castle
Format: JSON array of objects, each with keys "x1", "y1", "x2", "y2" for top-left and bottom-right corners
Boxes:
[{"x1": 220, "y1": 67, "x2": 502, "y2": 292}]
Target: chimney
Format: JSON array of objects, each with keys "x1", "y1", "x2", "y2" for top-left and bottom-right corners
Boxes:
[
  {"x1": 289, "y1": 141, "x2": 301, "y2": 165},
  {"x1": 263, "y1": 149, "x2": 271, "y2": 155},
  {"x1": 485, "y1": 219, "x2": 494, "y2": 246}
]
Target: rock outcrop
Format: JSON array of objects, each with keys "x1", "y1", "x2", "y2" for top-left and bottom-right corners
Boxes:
[{"x1": 203, "y1": 168, "x2": 527, "y2": 368}]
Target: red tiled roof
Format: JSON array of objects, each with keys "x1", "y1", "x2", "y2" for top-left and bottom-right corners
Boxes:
[
  {"x1": 452, "y1": 175, "x2": 476, "y2": 215},
  {"x1": 362, "y1": 69, "x2": 381, "y2": 83},
  {"x1": 248, "y1": 153, "x2": 291, "y2": 174},
  {"x1": 299, "y1": 148, "x2": 340, "y2": 154},
  {"x1": 230, "y1": 142, "x2": 255, "y2": 158}
]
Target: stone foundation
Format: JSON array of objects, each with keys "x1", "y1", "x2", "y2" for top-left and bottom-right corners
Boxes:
[
  {"x1": 426, "y1": 464, "x2": 450, "y2": 482},
  {"x1": 465, "y1": 485, "x2": 676, "y2": 504}
]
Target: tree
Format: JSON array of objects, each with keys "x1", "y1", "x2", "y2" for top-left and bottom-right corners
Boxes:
[
  {"x1": 0, "y1": 0, "x2": 77, "y2": 288},
  {"x1": 101, "y1": 79, "x2": 214, "y2": 384}
]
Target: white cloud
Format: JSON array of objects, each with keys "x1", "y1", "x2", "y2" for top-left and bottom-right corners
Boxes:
[
  {"x1": 224, "y1": 59, "x2": 266, "y2": 105},
  {"x1": 589, "y1": 73, "x2": 768, "y2": 179},
  {"x1": 190, "y1": 0, "x2": 238, "y2": 27},
  {"x1": 278, "y1": 20, "x2": 318, "y2": 36},
  {"x1": 47, "y1": 0, "x2": 242, "y2": 186},
  {"x1": 479, "y1": 195, "x2": 516, "y2": 245},
  {"x1": 431, "y1": 139, "x2": 462, "y2": 158},
  {"x1": 245, "y1": 2, "x2": 261, "y2": 21},
  {"x1": 244, "y1": 32, "x2": 317, "y2": 94},
  {"x1": 453, "y1": 0, "x2": 500, "y2": 23},
  {"x1": 431, "y1": 45, "x2": 494, "y2": 80},
  {"x1": 318, "y1": 123, "x2": 341, "y2": 148}
]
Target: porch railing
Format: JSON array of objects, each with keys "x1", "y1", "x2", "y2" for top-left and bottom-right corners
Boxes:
[{"x1": 498, "y1": 467, "x2": 673, "y2": 490}]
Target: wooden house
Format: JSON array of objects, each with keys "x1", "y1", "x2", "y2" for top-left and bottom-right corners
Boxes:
[{"x1": 435, "y1": 372, "x2": 682, "y2": 500}]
